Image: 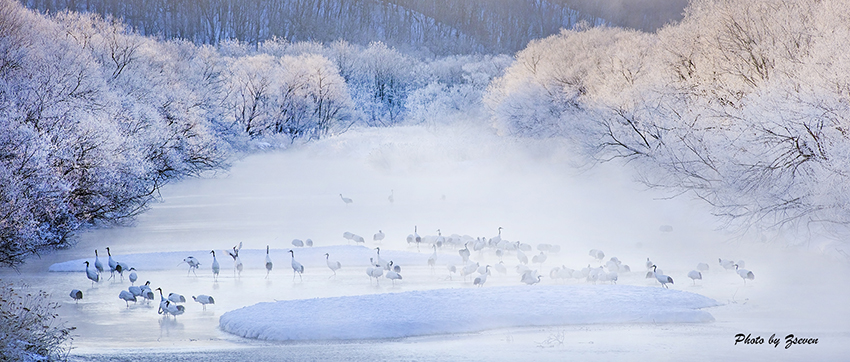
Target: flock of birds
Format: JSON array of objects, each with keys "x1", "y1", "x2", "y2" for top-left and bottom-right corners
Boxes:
[
  {"x1": 67, "y1": 186, "x2": 758, "y2": 322},
  {"x1": 73, "y1": 224, "x2": 757, "y2": 318},
  {"x1": 73, "y1": 247, "x2": 215, "y2": 319}
]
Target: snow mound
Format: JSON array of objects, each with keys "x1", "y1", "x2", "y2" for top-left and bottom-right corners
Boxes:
[
  {"x1": 48, "y1": 245, "x2": 459, "y2": 272},
  {"x1": 220, "y1": 285, "x2": 718, "y2": 341}
]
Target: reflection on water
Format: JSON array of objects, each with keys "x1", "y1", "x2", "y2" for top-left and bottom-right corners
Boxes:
[{"x1": 158, "y1": 317, "x2": 185, "y2": 341}]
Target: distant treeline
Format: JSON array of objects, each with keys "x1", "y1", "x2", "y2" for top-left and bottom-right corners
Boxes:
[{"x1": 18, "y1": 0, "x2": 686, "y2": 54}]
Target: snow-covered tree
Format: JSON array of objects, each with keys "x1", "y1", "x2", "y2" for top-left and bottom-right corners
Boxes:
[{"x1": 486, "y1": 0, "x2": 850, "y2": 238}]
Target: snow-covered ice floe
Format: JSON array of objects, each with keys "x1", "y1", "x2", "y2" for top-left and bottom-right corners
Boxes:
[
  {"x1": 220, "y1": 285, "x2": 719, "y2": 341},
  {"x1": 48, "y1": 245, "x2": 452, "y2": 272}
]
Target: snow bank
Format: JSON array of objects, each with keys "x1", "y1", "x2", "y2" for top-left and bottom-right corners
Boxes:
[
  {"x1": 219, "y1": 285, "x2": 718, "y2": 341},
  {"x1": 48, "y1": 245, "x2": 459, "y2": 272}
]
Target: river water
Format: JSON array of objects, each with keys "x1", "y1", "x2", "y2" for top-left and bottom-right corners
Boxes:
[{"x1": 2, "y1": 124, "x2": 847, "y2": 361}]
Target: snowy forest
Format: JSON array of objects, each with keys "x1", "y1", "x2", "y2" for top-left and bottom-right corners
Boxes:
[{"x1": 3, "y1": 0, "x2": 850, "y2": 269}]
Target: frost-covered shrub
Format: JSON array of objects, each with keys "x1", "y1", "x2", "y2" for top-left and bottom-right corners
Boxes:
[
  {"x1": 408, "y1": 54, "x2": 512, "y2": 125},
  {"x1": 224, "y1": 53, "x2": 354, "y2": 141},
  {"x1": 0, "y1": 282, "x2": 74, "y2": 361},
  {"x1": 486, "y1": 0, "x2": 850, "y2": 235},
  {"x1": 0, "y1": 2, "x2": 230, "y2": 265}
]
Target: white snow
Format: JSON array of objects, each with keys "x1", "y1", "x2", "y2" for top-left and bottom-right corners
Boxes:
[
  {"x1": 220, "y1": 285, "x2": 718, "y2": 341},
  {"x1": 48, "y1": 245, "x2": 456, "y2": 272}
]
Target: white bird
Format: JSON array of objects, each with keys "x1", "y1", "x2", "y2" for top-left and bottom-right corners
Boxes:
[
  {"x1": 735, "y1": 264, "x2": 755, "y2": 284},
  {"x1": 116, "y1": 261, "x2": 130, "y2": 281},
  {"x1": 292, "y1": 239, "x2": 304, "y2": 247},
  {"x1": 84, "y1": 261, "x2": 99, "y2": 287},
  {"x1": 516, "y1": 264, "x2": 531, "y2": 275},
  {"x1": 193, "y1": 295, "x2": 215, "y2": 311},
  {"x1": 142, "y1": 289, "x2": 155, "y2": 302},
  {"x1": 473, "y1": 266, "x2": 490, "y2": 287},
  {"x1": 106, "y1": 247, "x2": 118, "y2": 280},
  {"x1": 537, "y1": 243, "x2": 552, "y2": 252},
  {"x1": 128, "y1": 285, "x2": 142, "y2": 298},
  {"x1": 462, "y1": 262, "x2": 479, "y2": 281},
  {"x1": 532, "y1": 252, "x2": 547, "y2": 265},
  {"x1": 697, "y1": 262, "x2": 710, "y2": 272},
  {"x1": 601, "y1": 270, "x2": 618, "y2": 284},
  {"x1": 521, "y1": 270, "x2": 542, "y2": 285},
  {"x1": 343, "y1": 231, "x2": 355, "y2": 241},
  {"x1": 289, "y1": 250, "x2": 304, "y2": 281},
  {"x1": 413, "y1": 226, "x2": 421, "y2": 251},
  {"x1": 163, "y1": 300, "x2": 185, "y2": 318},
  {"x1": 227, "y1": 243, "x2": 242, "y2": 275},
  {"x1": 119, "y1": 290, "x2": 136, "y2": 307},
  {"x1": 494, "y1": 261, "x2": 507, "y2": 274},
  {"x1": 435, "y1": 229, "x2": 445, "y2": 248},
  {"x1": 446, "y1": 264, "x2": 457, "y2": 280},
  {"x1": 587, "y1": 266, "x2": 603, "y2": 284},
  {"x1": 128, "y1": 267, "x2": 137, "y2": 285},
  {"x1": 375, "y1": 247, "x2": 389, "y2": 270},
  {"x1": 719, "y1": 258, "x2": 736, "y2": 270},
  {"x1": 459, "y1": 242, "x2": 471, "y2": 264},
  {"x1": 516, "y1": 243, "x2": 528, "y2": 265},
  {"x1": 389, "y1": 261, "x2": 401, "y2": 273},
  {"x1": 367, "y1": 261, "x2": 384, "y2": 284},
  {"x1": 645, "y1": 257, "x2": 654, "y2": 270},
  {"x1": 385, "y1": 269, "x2": 402, "y2": 285},
  {"x1": 473, "y1": 237, "x2": 486, "y2": 252},
  {"x1": 181, "y1": 256, "x2": 201, "y2": 276},
  {"x1": 589, "y1": 249, "x2": 605, "y2": 261},
  {"x1": 168, "y1": 292, "x2": 186, "y2": 303},
  {"x1": 687, "y1": 270, "x2": 703, "y2": 285},
  {"x1": 94, "y1": 249, "x2": 104, "y2": 275},
  {"x1": 305, "y1": 239, "x2": 313, "y2": 247},
  {"x1": 374, "y1": 230, "x2": 385, "y2": 242},
  {"x1": 156, "y1": 288, "x2": 169, "y2": 315},
  {"x1": 491, "y1": 227, "x2": 503, "y2": 245},
  {"x1": 427, "y1": 245, "x2": 437, "y2": 269},
  {"x1": 235, "y1": 254, "x2": 243, "y2": 277},
  {"x1": 340, "y1": 193, "x2": 353, "y2": 204},
  {"x1": 210, "y1": 250, "x2": 220, "y2": 281},
  {"x1": 141, "y1": 282, "x2": 154, "y2": 302},
  {"x1": 388, "y1": 189, "x2": 394, "y2": 203},
  {"x1": 265, "y1": 245, "x2": 273, "y2": 278},
  {"x1": 140, "y1": 281, "x2": 152, "y2": 295},
  {"x1": 477, "y1": 264, "x2": 489, "y2": 274},
  {"x1": 556, "y1": 266, "x2": 574, "y2": 280},
  {"x1": 736, "y1": 260, "x2": 746, "y2": 269},
  {"x1": 325, "y1": 253, "x2": 342, "y2": 277},
  {"x1": 70, "y1": 289, "x2": 83, "y2": 303},
  {"x1": 546, "y1": 265, "x2": 560, "y2": 278},
  {"x1": 651, "y1": 265, "x2": 674, "y2": 288}
]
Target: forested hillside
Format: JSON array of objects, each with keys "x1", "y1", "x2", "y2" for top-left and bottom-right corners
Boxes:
[
  {"x1": 0, "y1": 0, "x2": 511, "y2": 265},
  {"x1": 19, "y1": 0, "x2": 686, "y2": 54}
]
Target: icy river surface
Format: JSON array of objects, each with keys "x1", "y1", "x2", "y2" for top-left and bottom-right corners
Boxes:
[{"x1": 2, "y1": 124, "x2": 848, "y2": 361}]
